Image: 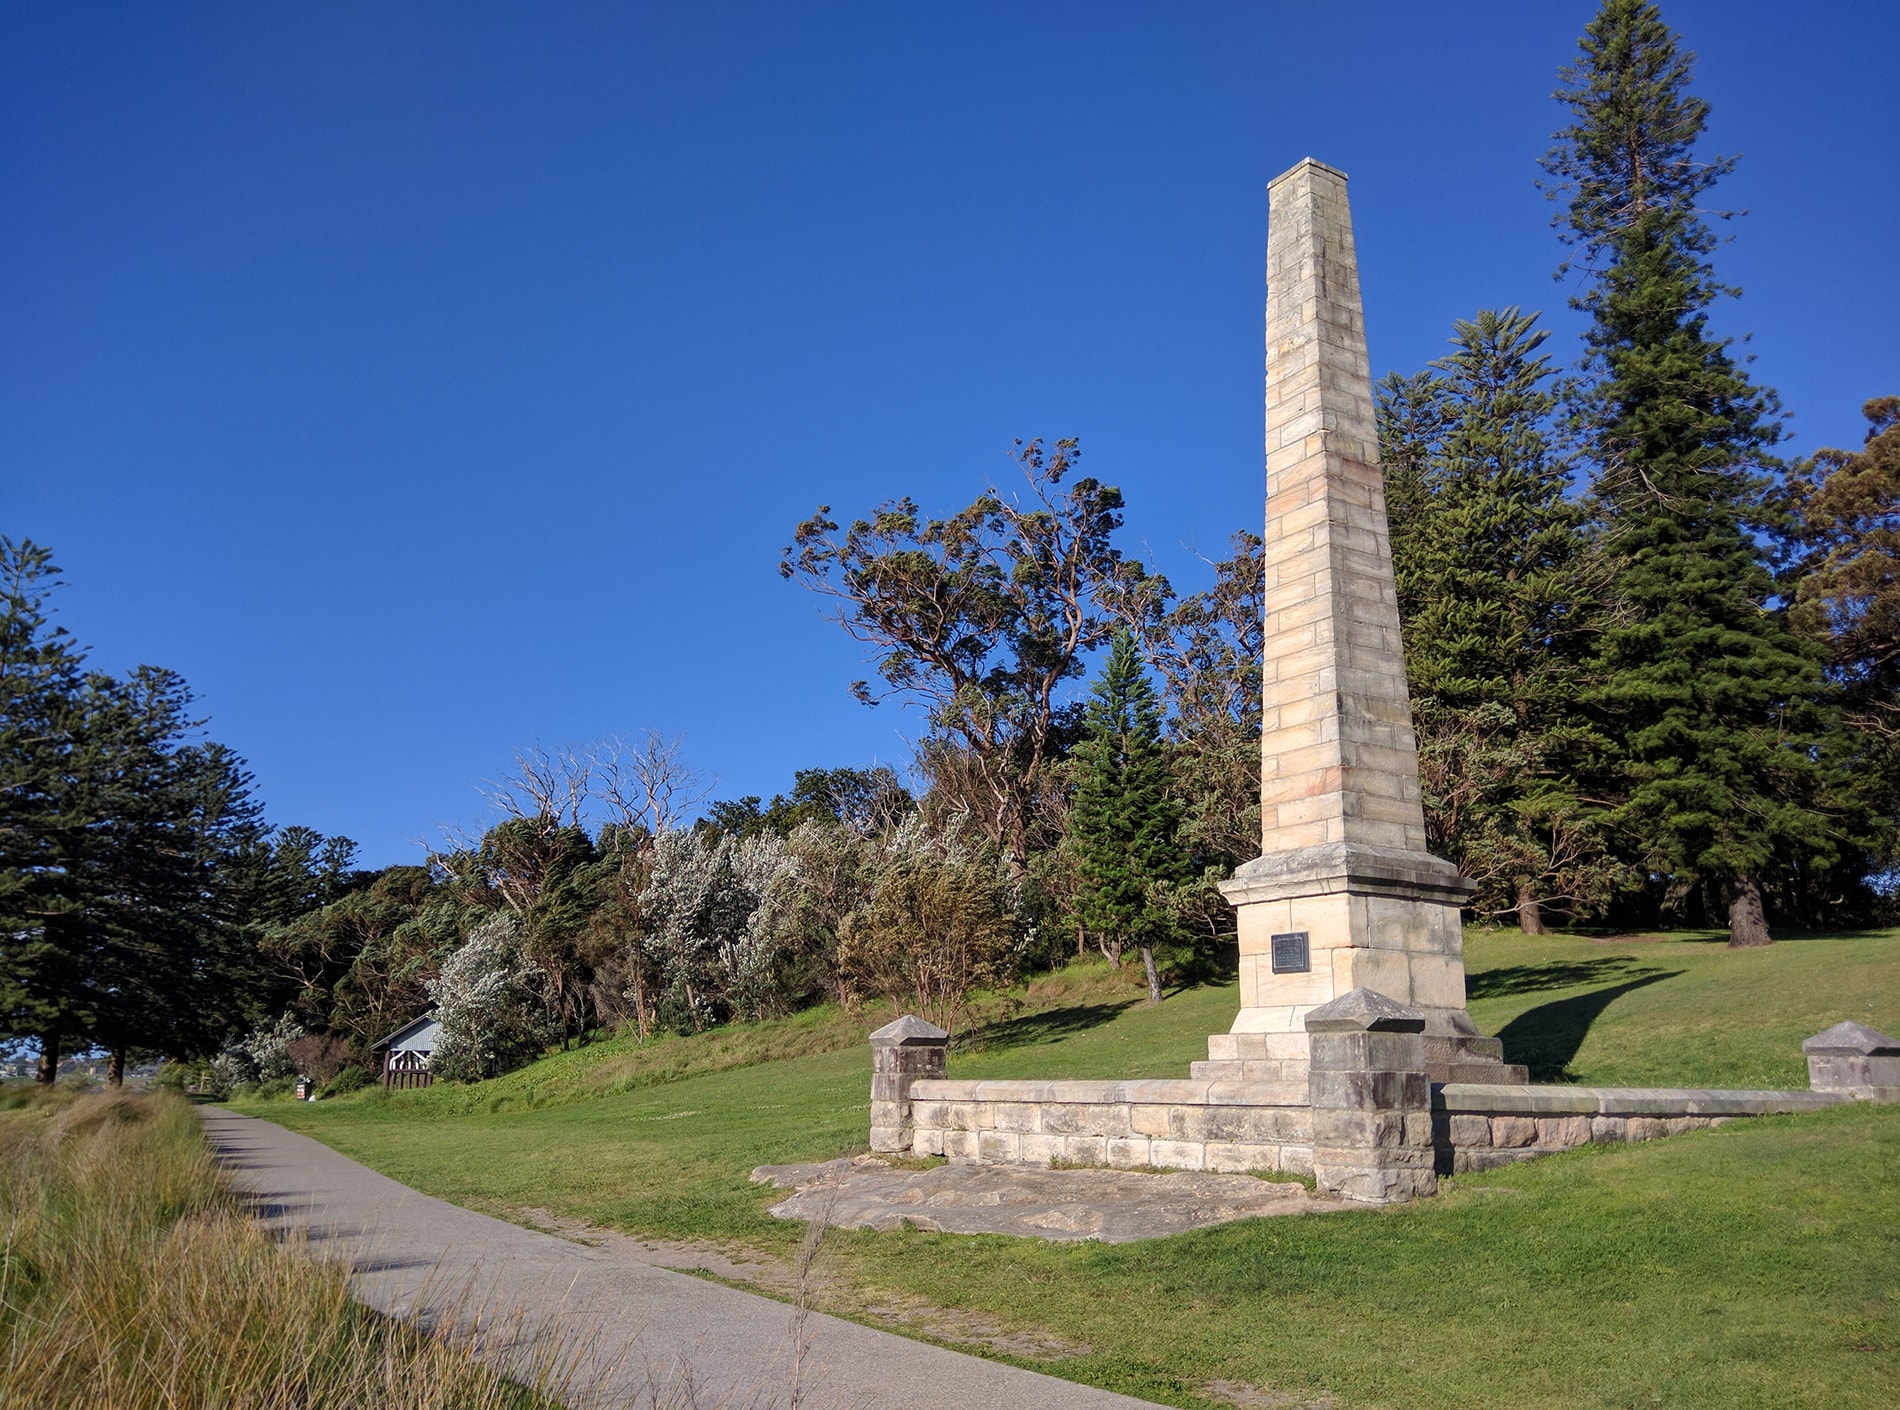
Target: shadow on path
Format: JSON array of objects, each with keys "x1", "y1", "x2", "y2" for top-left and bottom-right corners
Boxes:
[
  {"x1": 955, "y1": 1001, "x2": 1137, "y2": 1055},
  {"x1": 1495, "y1": 971, "x2": 1680, "y2": 1081}
]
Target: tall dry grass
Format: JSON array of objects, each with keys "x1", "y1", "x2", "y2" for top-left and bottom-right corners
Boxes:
[{"x1": 0, "y1": 1087, "x2": 561, "y2": 1409}]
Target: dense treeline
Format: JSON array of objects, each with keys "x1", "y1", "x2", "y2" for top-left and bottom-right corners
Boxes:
[{"x1": 5, "y1": 0, "x2": 1894, "y2": 1089}]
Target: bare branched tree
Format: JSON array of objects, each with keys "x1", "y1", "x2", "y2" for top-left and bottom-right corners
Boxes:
[
  {"x1": 595, "y1": 730, "x2": 713, "y2": 845},
  {"x1": 482, "y1": 741, "x2": 595, "y2": 829}
]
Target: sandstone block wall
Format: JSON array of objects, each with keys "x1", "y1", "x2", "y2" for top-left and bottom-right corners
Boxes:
[
  {"x1": 873, "y1": 1013, "x2": 1888, "y2": 1209},
  {"x1": 1804, "y1": 1021, "x2": 1900, "y2": 1100},
  {"x1": 868, "y1": 1015, "x2": 948, "y2": 1153},
  {"x1": 907, "y1": 1078, "x2": 1313, "y2": 1176},
  {"x1": 897, "y1": 1075, "x2": 1848, "y2": 1185},
  {"x1": 1432, "y1": 1083, "x2": 1845, "y2": 1174}
]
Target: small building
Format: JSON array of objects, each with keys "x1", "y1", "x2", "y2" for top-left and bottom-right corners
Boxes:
[{"x1": 374, "y1": 1013, "x2": 441, "y2": 1090}]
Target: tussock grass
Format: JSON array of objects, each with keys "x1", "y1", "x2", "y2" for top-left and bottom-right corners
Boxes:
[{"x1": 0, "y1": 1088, "x2": 559, "y2": 1409}]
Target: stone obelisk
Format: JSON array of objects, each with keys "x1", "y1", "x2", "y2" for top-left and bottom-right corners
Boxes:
[{"x1": 1207, "y1": 158, "x2": 1522, "y2": 1085}]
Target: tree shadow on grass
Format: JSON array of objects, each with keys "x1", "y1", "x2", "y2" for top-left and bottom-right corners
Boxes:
[
  {"x1": 1467, "y1": 955, "x2": 1666, "y2": 1000},
  {"x1": 954, "y1": 1000, "x2": 1140, "y2": 1056},
  {"x1": 1495, "y1": 971, "x2": 1681, "y2": 1082}
]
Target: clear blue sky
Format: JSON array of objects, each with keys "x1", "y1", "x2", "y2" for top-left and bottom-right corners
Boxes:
[{"x1": 6, "y1": 2, "x2": 1896, "y2": 867}]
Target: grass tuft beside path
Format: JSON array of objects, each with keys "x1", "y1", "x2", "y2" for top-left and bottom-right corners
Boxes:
[
  {"x1": 241, "y1": 931, "x2": 1900, "y2": 1410},
  {"x1": 0, "y1": 1087, "x2": 563, "y2": 1409}
]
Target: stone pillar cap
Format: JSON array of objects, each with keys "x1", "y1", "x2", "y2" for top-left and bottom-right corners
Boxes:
[
  {"x1": 1304, "y1": 988, "x2": 1426, "y2": 1034},
  {"x1": 1268, "y1": 156, "x2": 1349, "y2": 188},
  {"x1": 1802, "y1": 1020, "x2": 1900, "y2": 1056},
  {"x1": 869, "y1": 1014, "x2": 949, "y2": 1047}
]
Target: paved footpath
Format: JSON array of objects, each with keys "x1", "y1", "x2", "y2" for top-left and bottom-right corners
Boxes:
[{"x1": 201, "y1": 1109, "x2": 1168, "y2": 1410}]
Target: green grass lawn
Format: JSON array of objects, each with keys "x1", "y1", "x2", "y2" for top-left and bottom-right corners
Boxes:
[{"x1": 238, "y1": 931, "x2": 1900, "y2": 1410}]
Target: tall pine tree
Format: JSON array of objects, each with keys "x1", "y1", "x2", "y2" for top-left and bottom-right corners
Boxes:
[
  {"x1": 1067, "y1": 631, "x2": 1189, "y2": 1003},
  {"x1": 1, "y1": 538, "x2": 272, "y2": 1080},
  {"x1": 1543, "y1": 0, "x2": 1839, "y2": 945},
  {"x1": 1381, "y1": 309, "x2": 1615, "y2": 932},
  {"x1": 0, "y1": 540, "x2": 96, "y2": 1081}
]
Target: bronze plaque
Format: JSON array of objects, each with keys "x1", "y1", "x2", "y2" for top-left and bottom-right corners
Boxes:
[{"x1": 1270, "y1": 931, "x2": 1311, "y2": 974}]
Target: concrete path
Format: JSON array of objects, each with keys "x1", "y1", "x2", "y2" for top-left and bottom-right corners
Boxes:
[{"x1": 201, "y1": 1109, "x2": 1168, "y2": 1410}]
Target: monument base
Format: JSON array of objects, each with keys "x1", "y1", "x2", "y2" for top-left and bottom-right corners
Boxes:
[
  {"x1": 1193, "y1": 1029, "x2": 1524, "y2": 1086},
  {"x1": 1214, "y1": 842, "x2": 1527, "y2": 1084}
]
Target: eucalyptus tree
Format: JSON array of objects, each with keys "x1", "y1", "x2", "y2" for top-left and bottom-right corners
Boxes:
[{"x1": 782, "y1": 437, "x2": 1160, "y2": 870}]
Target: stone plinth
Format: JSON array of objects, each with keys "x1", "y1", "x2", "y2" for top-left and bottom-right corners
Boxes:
[
  {"x1": 1304, "y1": 989, "x2": 1436, "y2": 1203},
  {"x1": 1214, "y1": 157, "x2": 1521, "y2": 1084},
  {"x1": 1804, "y1": 1021, "x2": 1900, "y2": 1101},
  {"x1": 869, "y1": 1014, "x2": 948, "y2": 1152}
]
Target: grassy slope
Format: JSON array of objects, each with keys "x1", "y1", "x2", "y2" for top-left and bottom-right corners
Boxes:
[
  {"x1": 1460, "y1": 928, "x2": 1900, "y2": 1088},
  {"x1": 240, "y1": 932, "x2": 1900, "y2": 1410}
]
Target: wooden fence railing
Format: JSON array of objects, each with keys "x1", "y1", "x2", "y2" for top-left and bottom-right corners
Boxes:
[{"x1": 383, "y1": 1050, "x2": 433, "y2": 1090}]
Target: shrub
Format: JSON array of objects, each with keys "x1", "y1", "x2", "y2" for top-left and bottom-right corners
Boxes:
[
  {"x1": 636, "y1": 829, "x2": 800, "y2": 1032},
  {"x1": 321, "y1": 1064, "x2": 375, "y2": 1097},
  {"x1": 242, "y1": 1012, "x2": 307, "y2": 1081},
  {"x1": 427, "y1": 913, "x2": 559, "y2": 1082},
  {"x1": 286, "y1": 1033, "x2": 353, "y2": 1084},
  {"x1": 837, "y1": 830, "x2": 1018, "y2": 1034}
]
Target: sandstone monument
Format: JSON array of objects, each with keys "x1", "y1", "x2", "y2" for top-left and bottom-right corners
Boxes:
[
  {"x1": 856, "y1": 158, "x2": 1892, "y2": 1206},
  {"x1": 1208, "y1": 158, "x2": 1522, "y2": 1085}
]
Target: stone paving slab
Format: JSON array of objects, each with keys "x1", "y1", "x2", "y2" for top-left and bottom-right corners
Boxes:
[
  {"x1": 752, "y1": 1155, "x2": 1346, "y2": 1242},
  {"x1": 201, "y1": 1109, "x2": 1168, "y2": 1410}
]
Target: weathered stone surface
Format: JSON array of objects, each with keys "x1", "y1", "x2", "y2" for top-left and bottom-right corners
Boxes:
[
  {"x1": 1802, "y1": 1020, "x2": 1900, "y2": 1056},
  {"x1": 753, "y1": 1157, "x2": 1342, "y2": 1243},
  {"x1": 1303, "y1": 987, "x2": 1426, "y2": 1034},
  {"x1": 1434, "y1": 1083, "x2": 1846, "y2": 1116},
  {"x1": 868, "y1": 1014, "x2": 949, "y2": 1152},
  {"x1": 1305, "y1": 987, "x2": 1435, "y2": 1203},
  {"x1": 869, "y1": 1014, "x2": 950, "y2": 1047},
  {"x1": 1535, "y1": 1115, "x2": 1592, "y2": 1149},
  {"x1": 1446, "y1": 1114, "x2": 1490, "y2": 1147},
  {"x1": 1804, "y1": 1021, "x2": 1900, "y2": 1100},
  {"x1": 1490, "y1": 1115, "x2": 1537, "y2": 1148}
]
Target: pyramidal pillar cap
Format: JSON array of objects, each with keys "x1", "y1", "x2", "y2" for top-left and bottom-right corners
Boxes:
[
  {"x1": 870, "y1": 1014, "x2": 949, "y2": 1047},
  {"x1": 1268, "y1": 156, "x2": 1349, "y2": 189},
  {"x1": 1802, "y1": 1020, "x2": 1900, "y2": 1056},
  {"x1": 1304, "y1": 988, "x2": 1427, "y2": 1034}
]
